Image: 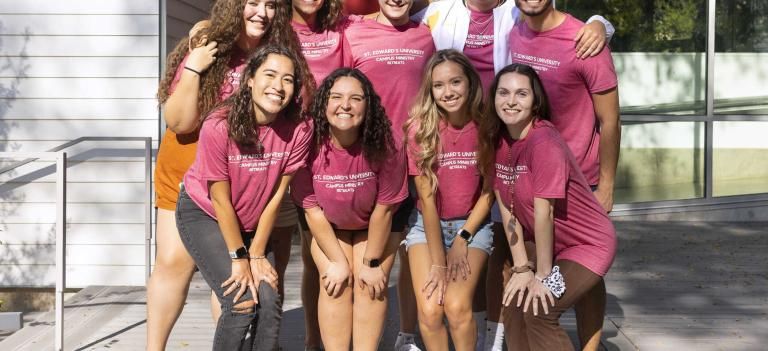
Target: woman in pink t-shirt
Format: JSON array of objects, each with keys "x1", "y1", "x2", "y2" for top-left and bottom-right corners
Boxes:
[
  {"x1": 292, "y1": 68, "x2": 407, "y2": 350},
  {"x1": 149, "y1": 1, "x2": 311, "y2": 350},
  {"x1": 403, "y1": 49, "x2": 494, "y2": 351},
  {"x1": 477, "y1": 63, "x2": 616, "y2": 351},
  {"x1": 176, "y1": 45, "x2": 313, "y2": 351},
  {"x1": 344, "y1": 2, "x2": 438, "y2": 348}
]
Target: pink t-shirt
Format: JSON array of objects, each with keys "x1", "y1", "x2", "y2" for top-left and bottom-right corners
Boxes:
[
  {"x1": 493, "y1": 120, "x2": 616, "y2": 276},
  {"x1": 407, "y1": 120, "x2": 482, "y2": 219},
  {"x1": 509, "y1": 15, "x2": 618, "y2": 185},
  {"x1": 292, "y1": 139, "x2": 408, "y2": 230},
  {"x1": 345, "y1": 18, "x2": 436, "y2": 142},
  {"x1": 463, "y1": 8, "x2": 495, "y2": 93},
  {"x1": 183, "y1": 109, "x2": 313, "y2": 231},
  {"x1": 292, "y1": 18, "x2": 353, "y2": 85}
]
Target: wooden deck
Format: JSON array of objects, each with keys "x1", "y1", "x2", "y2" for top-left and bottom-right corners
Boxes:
[{"x1": 1, "y1": 221, "x2": 765, "y2": 350}]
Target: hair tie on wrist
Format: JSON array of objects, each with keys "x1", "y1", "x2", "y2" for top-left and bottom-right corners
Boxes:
[{"x1": 184, "y1": 66, "x2": 202, "y2": 75}]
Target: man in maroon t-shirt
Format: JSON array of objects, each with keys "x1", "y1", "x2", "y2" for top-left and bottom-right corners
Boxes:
[{"x1": 510, "y1": 0, "x2": 621, "y2": 350}]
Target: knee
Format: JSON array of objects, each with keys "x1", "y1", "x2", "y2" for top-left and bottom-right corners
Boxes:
[
  {"x1": 418, "y1": 303, "x2": 445, "y2": 331},
  {"x1": 443, "y1": 298, "x2": 472, "y2": 327},
  {"x1": 258, "y1": 282, "x2": 282, "y2": 310},
  {"x1": 232, "y1": 300, "x2": 256, "y2": 314},
  {"x1": 153, "y1": 251, "x2": 195, "y2": 276}
]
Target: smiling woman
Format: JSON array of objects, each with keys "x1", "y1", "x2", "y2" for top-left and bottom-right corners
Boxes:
[
  {"x1": 292, "y1": 68, "x2": 407, "y2": 351},
  {"x1": 148, "y1": 0, "x2": 311, "y2": 350},
  {"x1": 175, "y1": 45, "x2": 313, "y2": 351}
]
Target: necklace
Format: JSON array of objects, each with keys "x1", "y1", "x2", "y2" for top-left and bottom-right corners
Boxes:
[
  {"x1": 448, "y1": 120, "x2": 471, "y2": 145},
  {"x1": 504, "y1": 134, "x2": 520, "y2": 233},
  {"x1": 255, "y1": 125, "x2": 270, "y2": 154}
]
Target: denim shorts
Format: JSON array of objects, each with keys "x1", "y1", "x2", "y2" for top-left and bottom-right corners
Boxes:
[{"x1": 405, "y1": 210, "x2": 494, "y2": 255}]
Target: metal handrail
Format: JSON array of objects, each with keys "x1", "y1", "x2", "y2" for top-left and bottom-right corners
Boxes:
[{"x1": 0, "y1": 137, "x2": 152, "y2": 351}]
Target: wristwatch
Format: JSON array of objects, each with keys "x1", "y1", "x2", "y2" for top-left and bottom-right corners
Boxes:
[
  {"x1": 229, "y1": 246, "x2": 249, "y2": 260},
  {"x1": 363, "y1": 257, "x2": 382, "y2": 268},
  {"x1": 457, "y1": 228, "x2": 474, "y2": 244}
]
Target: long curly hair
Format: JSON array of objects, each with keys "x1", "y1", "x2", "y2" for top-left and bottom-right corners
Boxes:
[
  {"x1": 478, "y1": 63, "x2": 552, "y2": 185},
  {"x1": 309, "y1": 68, "x2": 394, "y2": 165},
  {"x1": 211, "y1": 45, "x2": 306, "y2": 145},
  {"x1": 403, "y1": 49, "x2": 485, "y2": 194},
  {"x1": 157, "y1": 0, "x2": 315, "y2": 119}
]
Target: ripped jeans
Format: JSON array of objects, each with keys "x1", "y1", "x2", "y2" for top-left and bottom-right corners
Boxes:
[{"x1": 176, "y1": 187, "x2": 282, "y2": 351}]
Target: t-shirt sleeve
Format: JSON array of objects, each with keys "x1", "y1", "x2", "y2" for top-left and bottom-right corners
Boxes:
[
  {"x1": 168, "y1": 54, "x2": 190, "y2": 95},
  {"x1": 405, "y1": 128, "x2": 423, "y2": 176},
  {"x1": 284, "y1": 120, "x2": 314, "y2": 174},
  {"x1": 376, "y1": 147, "x2": 409, "y2": 205},
  {"x1": 530, "y1": 136, "x2": 568, "y2": 199},
  {"x1": 579, "y1": 47, "x2": 618, "y2": 94},
  {"x1": 197, "y1": 116, "x2": 230, "y2": 182},
  {"x1": 290, "y1": 166, "x2": 319, "y2": 209}
]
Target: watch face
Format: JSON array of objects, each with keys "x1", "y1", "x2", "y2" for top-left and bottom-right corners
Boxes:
[
  {"x1": 230, "y1": 246, "x2": 248, "y2": 259},
  {"x1": 366, "y1": 258, "x2": 381, "y2": 268},
  {"x1": 459, "y1": 230, "x2": 472, "y2": 240}
]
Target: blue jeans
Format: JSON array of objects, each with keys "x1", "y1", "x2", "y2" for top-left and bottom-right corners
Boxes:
[
  {"x1": 405, "y1": 210, "x2": 494, "y2": 255},
  {"x1": 176, "y1": 187, "x2": 282, "y2": 351}
]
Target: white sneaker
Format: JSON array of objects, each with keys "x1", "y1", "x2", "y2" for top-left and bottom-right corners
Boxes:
[{"x1": 394, "y1": 332, "x2": 422, "y2": 351}]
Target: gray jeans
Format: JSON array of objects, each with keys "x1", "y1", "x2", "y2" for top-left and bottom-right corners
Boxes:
[{"x1": 176, "y1": 187, "x2": 282, "y2": 351}]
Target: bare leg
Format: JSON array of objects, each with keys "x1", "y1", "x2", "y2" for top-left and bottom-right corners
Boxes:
[
  {"x1": 443, "y1": 249, "x2": 488, "y2": 351},
  {"x1": 146, "y1": 209, "x2": 196, "y2": 351},
  {"x1": 351, "y1": 231, "x2": 400, "y2": 351},
  {"x1": 397, "y1": 242, "x2": 420, "y2": 333},
  {"x1": 312, "y1": 230, "x2": 354, "y2": 351},
  {"x1": 408, "y1": 244, "x2": 449, "y2": 350}
]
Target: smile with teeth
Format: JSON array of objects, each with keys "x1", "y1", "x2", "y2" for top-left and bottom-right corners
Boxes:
[
  {"x1": 443, "y1": 97, "x2": 460, "y2": 106},
  {"x1": 265, "y1": 92, "x2": 284, "y2": 102},
  {"x1": 336, "y1": 113, "x2": 353, "y2": 119}
]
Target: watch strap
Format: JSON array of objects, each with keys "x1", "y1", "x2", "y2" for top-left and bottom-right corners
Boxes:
[
  {"x1": 363, "y1": 257, "x2": 381, "y2": 268},
  {"x1": 229, "y1": 246, "x2": 249, "y2": 259},
  {"x1": 458, "y1": 228, "x2": 474, "y2": 244}
]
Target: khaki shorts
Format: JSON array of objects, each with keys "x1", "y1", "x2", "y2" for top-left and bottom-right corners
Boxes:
[{"x1": 275, "y1": 189, "x2": 298, "y2": 228}]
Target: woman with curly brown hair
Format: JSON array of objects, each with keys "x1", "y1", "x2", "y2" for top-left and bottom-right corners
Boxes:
[
  {"x1": 176, "y1": 45, "x2": 313, "y2": 351},
  {"x1": 291, "y1": 68, "x2": 407, "y2": 351},
  {"x1": 148, "y1": 1, "x2": 311, "y2": 350}
]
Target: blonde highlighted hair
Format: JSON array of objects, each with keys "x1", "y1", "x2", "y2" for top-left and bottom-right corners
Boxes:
[{"x1": 403, "y1": 49, "x2": 485, "y2": 194}]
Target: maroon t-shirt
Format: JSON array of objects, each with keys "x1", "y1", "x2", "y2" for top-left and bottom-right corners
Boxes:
[
  {"x1": 407, "y1": 120, "x2": 482, "y2": 219},
  {"x1": 345, "y1": 17, "x2": 436, "y2": 143},
  {"x1": 463, "y1": 8, "x2": 495, "y2": 93},
  {"x1": 509, "y1": 15, "x2": 618, "y2": 185},
  {"x1": 494, "y1": 120, "x2": 616, "y2": 276},
  {"x1": 292, "y1": 139, "x2": 408, "y2": 230},
  {"x1": 292, "y1": 18, "x2": 352, "y2": 85},
  {"x1": 184, "y1": 110, "x2": 313, "y2": 231}
]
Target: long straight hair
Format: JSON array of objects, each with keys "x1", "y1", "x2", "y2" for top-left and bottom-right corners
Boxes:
[
  {"x1": 478, "y1": 63, "x2": 552, "y2": 184},
  {"x1": 403, "y1": 49, "x2": 485, "y2": 194}
]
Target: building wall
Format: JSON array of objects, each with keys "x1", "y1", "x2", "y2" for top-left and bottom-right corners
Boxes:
[{"x1": 0, "y1": 0, "x2": 211, "y2": 288}]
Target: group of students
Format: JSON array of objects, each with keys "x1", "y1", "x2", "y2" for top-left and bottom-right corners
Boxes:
[{"x1": 147, "y1": 1, "x2": 620, "y2": 351}]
